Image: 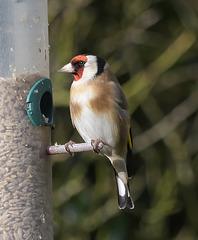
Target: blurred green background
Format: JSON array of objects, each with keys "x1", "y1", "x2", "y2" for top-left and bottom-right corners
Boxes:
[{"x1": 48, "y1": 0, "x2": 198, "y2": 239}]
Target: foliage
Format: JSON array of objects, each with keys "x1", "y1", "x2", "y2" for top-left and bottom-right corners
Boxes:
[{"x1": 49, "y1": 0, "x2": 198, "y2": 239}]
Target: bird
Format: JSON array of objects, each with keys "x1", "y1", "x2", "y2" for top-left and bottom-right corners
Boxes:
[{"x1": 59, "y1": 54, "x2": 134, "y2": 209}]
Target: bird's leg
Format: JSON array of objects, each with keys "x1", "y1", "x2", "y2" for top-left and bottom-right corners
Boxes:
[
  {"x1": 91, "y1": 139, "x2": 105, "y2": 154},
  {"x1": 65, "y1": 140, "x2": 75, "y2": 156}
]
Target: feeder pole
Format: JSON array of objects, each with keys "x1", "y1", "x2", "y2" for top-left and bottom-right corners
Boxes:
[{"x1": 0, "y1": 1, "x2": 53, "y2": 239}]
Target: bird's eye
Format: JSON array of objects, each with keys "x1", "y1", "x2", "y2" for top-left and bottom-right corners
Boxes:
[
  {"x1": 78, "y1": 61, "x2": 84, "y2": 67},
  {"x1": 75, "y1": 61, "x2": 85, "y2": 69}
]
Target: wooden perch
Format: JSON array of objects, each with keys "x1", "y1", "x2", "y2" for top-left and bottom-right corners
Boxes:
[{"x1": 47, "y1": 142, "x2": 104, "y2": 155}]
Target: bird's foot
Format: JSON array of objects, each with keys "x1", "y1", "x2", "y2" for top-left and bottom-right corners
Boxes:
[
  {"x1": 65, "y1": 141, "x2": 75, "y2": 156},
  {"x1": 91, "y1": 139, "x2": 105, "y2": 154}
]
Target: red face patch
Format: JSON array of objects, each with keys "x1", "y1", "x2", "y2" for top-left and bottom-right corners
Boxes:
[
  {"x1": 71, "y1": 55, "x2": 88, "y2": 64},
  {"x1": 71, "y1": 55, "x2": 88, "y2": 81},
  {"x1": 73, "y1": 67, "x2": 84, "y2": 81}
]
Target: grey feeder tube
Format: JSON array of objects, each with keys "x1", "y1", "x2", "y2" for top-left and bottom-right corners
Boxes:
[{"x1": 0, "y1": 1, "x2": 53, "y2": 239}]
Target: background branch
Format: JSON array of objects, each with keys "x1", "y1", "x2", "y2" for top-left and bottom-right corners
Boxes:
[{"x1": 134, "y1": 91, "x2": 198, "y2": 152}]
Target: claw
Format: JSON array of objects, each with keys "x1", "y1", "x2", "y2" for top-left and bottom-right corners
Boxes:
[
  {"x1": 91, "y1": 139, "x2": 105, "y2": 154},
  {"x1": 65, "y1": 141, "x2": 75, "y2": 156}
]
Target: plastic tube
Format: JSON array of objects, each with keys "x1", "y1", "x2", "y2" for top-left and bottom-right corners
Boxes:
[{"x1": 0, "y1": 1, "x2": 53, "y2": 239}]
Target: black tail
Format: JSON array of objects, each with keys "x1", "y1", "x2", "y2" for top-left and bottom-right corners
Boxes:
[{"x1": 115, "y1": 174, "x2": 134, "y2": 209}]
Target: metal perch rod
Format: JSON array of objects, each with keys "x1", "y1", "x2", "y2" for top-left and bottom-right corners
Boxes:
[{"x1": 47, "y1": 142, "x2": 104, "y2": 155}]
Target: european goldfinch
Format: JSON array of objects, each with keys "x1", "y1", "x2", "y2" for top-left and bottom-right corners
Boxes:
[{"x1": 59, "y1": 54, "x2": 134, "y2": 209}]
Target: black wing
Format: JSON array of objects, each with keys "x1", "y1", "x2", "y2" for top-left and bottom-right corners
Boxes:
[{"x1": 126, "y1": 127, "x2": 133, "y2": 178}]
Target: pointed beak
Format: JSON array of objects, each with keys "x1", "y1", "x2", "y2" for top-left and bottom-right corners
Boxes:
[{"x1": 58, "y1": 63, "x2": 74, "y2": 73}]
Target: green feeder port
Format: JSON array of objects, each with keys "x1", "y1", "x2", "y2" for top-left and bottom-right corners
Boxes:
[{"x1": 26, "y1": 78, "x2": 54, "y2": 127}]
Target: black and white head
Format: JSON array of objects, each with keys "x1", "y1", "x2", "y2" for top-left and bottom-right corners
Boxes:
[{"x1": 59, "y1": 54, "x2": 107, "y2": 82}]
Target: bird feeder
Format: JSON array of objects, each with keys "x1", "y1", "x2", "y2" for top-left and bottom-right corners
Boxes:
[{"x1": 0, "y1": 0, "x2": 53, "y2": 239}]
